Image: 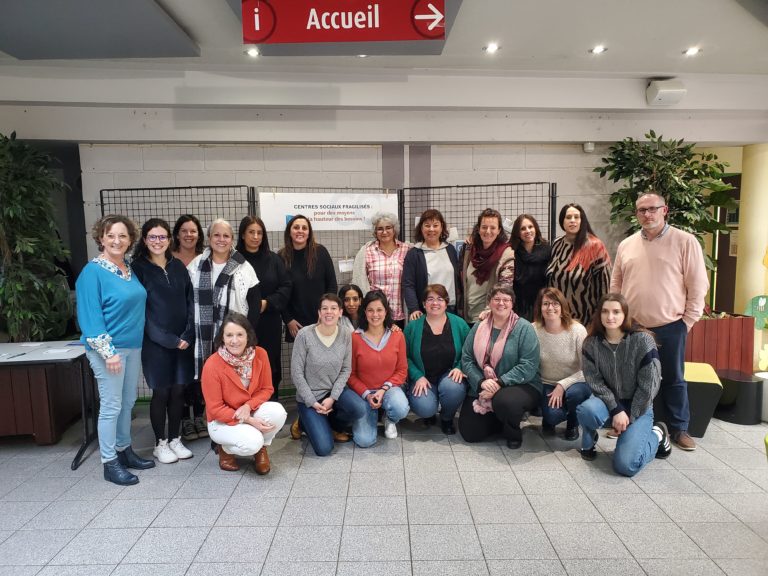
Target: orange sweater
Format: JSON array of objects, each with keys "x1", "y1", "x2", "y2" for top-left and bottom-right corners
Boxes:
[
  {"x1": 201, "y1": 348, "x2": 274, "y2": 425},
  {"x1": 348, "y1": 330, "x2": 408, "y2": 396}
]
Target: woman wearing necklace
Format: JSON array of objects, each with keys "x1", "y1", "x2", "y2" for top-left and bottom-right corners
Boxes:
[
  {"x1": 132, "y1": 218, "x2": 195, "y2": 464},
  {"x1": 510, "y1": 214, "x2": 551, "y2": 321},
  {"x1": 76, "y1": 214, "x2": 154, "y2": 485},
  {"x1": 577, "y1": 293, "x2": 671, "y2": 476}
]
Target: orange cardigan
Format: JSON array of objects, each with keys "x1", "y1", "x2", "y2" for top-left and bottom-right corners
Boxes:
[
  {"x1": 348, "y1": 330, "x2": 408, "y2": 396},
  {"x1": 201, "y1": 347, "x2": 274, "y2": 425}
]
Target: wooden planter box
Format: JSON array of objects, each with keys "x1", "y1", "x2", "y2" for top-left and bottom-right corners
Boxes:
[{"x1": 685, "y1": 314, "x2": 755, "y2": 373}]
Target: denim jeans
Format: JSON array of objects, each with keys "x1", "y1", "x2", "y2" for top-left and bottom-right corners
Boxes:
[
  {"x1": 407, "y1": 372, "x2": 466, "y2": 422},
  {"x1": 208, "y1": 401, "x2": 287, "y2": 456},
  {"x1": 298, "y1": 388, "x2": 367, "y2": 457},
  {"x1": 86, "y1": 348, "x2": 142, "y2": 463},
  {"x1": 576, "y1": 395, "x2": 658, "y2": 477},
  {"x1": 337, "y1": 386, "x2": 410, "y2": 448},
  {"x1": 652, "y1": 319, "x2": 689, "y2": 433},
  {"x1": 541, "y1": 381, "x2": 591, "y2": 429}
]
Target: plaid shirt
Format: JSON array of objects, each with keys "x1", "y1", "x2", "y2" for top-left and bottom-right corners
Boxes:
[{"x1": 364, "y1": 240, "x2": 410, "y2": 321}]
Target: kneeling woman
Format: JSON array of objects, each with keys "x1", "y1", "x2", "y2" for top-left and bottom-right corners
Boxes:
[
  {"x1": 577, "y1": 293, "x2": 671, "y2": 477},
  {"x1": 344, "y1": 291, "x2": 409, "y2": 446},
  {"x1": 201, "y1": 313, "x2": 287, "y2": 474},
  {"x1": 291, "y1": 294, "x2": 366, "y2": 456},
  {"x1": 459, "y1": 285, "x2": 541, "y2": 449}
]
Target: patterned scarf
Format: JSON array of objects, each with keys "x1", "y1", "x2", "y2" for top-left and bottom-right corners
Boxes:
[
  {"x1": 470, "y1": 239, "x2": 509, "y2": 285},
  {"x1": 472, "y1": 310, "x2": 520, "y2": 373},
  {"x1": 217, "y1": 345, "x2": 255, "y2": 387}
]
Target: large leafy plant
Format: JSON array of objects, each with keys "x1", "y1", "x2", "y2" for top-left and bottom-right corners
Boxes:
[
  {"x1": 0, "y1": 131, "x2": 72, "y2": 341},
  {"x1": 595, "y1": 130, "x2": 736, "y2": 269}
]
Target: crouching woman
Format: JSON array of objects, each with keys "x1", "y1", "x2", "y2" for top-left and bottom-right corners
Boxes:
[{"x1": 202, "y1": 312, "x2": 287, "y2": 474}]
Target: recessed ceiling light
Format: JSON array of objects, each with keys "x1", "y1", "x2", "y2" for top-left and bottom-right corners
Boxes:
[
  {"x1": 483, "y1": 42, "x2": 500, "y2": 54},
  {"x1": 683, "y1": 46, "x2": 701, "y2": 56},
  {"x1": 245, "y1": 47, "x2": 259, "y2": 58},
  {"x1": 589, "y1": 45, "x2": 607, "y2": 55},
  {"x1": 358, "y1": 54, "x2": 368, "y2": 58}
]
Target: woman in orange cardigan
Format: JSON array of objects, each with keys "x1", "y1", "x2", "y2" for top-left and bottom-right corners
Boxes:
[{"x1": 202, "y1": 312, "x2": 287, "y2": 474}]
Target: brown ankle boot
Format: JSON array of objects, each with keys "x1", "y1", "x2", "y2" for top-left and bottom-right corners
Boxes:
[
  {"x1": 290, "y1": 417, "x2": 301, "y2": 440},
  {"x1": 254, "y1": 446, "x2": 271, "y2": 475},
  {"x1": 218, "y1": 448, "x2": 239, "y2": 472}
]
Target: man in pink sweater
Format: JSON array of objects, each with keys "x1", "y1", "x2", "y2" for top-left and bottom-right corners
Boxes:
[{"x1": 610, "y1": 192, "x2": 708, "y2": 451}]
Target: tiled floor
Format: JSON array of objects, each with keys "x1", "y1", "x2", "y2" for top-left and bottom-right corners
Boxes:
[{"x1": 0, "y1": 405, "x2": 767, "y2": 576}]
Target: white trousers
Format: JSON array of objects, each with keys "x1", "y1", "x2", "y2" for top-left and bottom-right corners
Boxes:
[{"x1": 207, "y1": 401, "x2": 287, "y2": 456}]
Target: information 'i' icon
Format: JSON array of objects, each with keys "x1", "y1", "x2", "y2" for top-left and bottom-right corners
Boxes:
[{"x1": 254, "y1": 6, "x2": 260, "y2": 30}]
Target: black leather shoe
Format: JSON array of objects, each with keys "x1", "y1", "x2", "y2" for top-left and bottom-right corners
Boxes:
[
  {"x1": 117, "y1": 446, "x2": 156, "y2": 470},
  {"x1": 541, "y1": 424, "x2": 556, "y2": 436},
  {"x1": 506, "y1": 438, "x2": 522, "y2": 449},
  {"x1": 422, "y1": 415, "x2": 437, "y2": 429},
  {"x1": 564, "y1": 426, "x2": 580, "y2": 441},
  {"x1": 103, "y1": 458, "x2": 139, "y2": 486},
  {"x1": 440, "y1": 419, "x2": 456, "y2": 435}
]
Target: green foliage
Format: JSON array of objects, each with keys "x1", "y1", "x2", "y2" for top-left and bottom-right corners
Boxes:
[
  {"x1": 0, "y1": 131, "x2": 72, "y2": 341},
  {"x1": 594, "y1": 130, "x2": 736, "y2": 270}
]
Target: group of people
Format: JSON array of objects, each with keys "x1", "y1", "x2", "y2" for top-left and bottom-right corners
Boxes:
[{"x1": 76, "y1": 191, "x2": 707, "y2": 485}]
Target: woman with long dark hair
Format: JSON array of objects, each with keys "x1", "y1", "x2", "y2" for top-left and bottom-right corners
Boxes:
[
  {"x1": 338, "y1": 283, "x2": 364, "y2": 332},
  {"x1": 510, "y1": 214, "x2": 551, "y2": 321}
]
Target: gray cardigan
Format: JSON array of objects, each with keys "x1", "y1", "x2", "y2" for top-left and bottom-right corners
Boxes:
[
  {"x1": 291, "y1": 324, "x2": 352, "y2": 406},
  {"x1": 581, "y1": 330, "x2": 661, "y2": 421}
]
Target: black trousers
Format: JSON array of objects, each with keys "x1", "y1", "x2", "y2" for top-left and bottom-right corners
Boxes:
[{"x1": 458, "y1": 384, "x2": 541, "y2": 443}]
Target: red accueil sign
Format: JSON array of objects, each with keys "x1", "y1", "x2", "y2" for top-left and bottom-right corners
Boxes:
[{"x1": 242, "y1": 0, "x2": 445, "y2": 44}]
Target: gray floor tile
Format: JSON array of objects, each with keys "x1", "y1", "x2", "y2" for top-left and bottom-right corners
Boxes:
[
  {"x1": 712, "y1": 493, "x2": 768, "y2": 523},
  {"x1": 680, "y1": 522, "x2": 768, "y2": 559},
  {"x1": 122, "y1": 527, "x2": 209, "y2": 563},
  {"x1": 680, "y1": 469, "x2": 765, "y2": 494},
  {"x1": 195, "y1": 527, "x2": 275, "y2": 563},
  {"x1": 587, "y1": 493, "x2": 670, "y2": 523},
  {"x1": 114, "y1": 475, "x2": 186, "y2": 499},
  {"x1": 404, "y1": 452, "x2": 457, "y2": 472},
  {"x1": 477, "y1": 523, "x2": 556, "y2": 559},
  {"x1": 1, "y1": 477, "x2": 80, "y2": 501},
  {"x1": 561, "y1": 559, "x2": 645, "y2": 575},
  {"x1": 151, "y1": 497, "x2": 227, "y2": 527},
  {"x1": 466, "y1": 494, "x2": 537, "y2": 524},
  {"x1": 0, "y1": 500, "x2": 49, "y2": 530},
  {"x1": 111, "y1": 564, "x2": 190, "y2": 576},
  {"x1": 411, "y1": 524, "x2": 483, "y2": 560},
  {"x1": 650, "y1": 493, "x2": 738, "y2": 522},
  {"x1": 704, "y1": 448, "x2": 768, "y2": 470},
  {"x1": 58, "y1": 476, "x2": 126, "y2": 500},
  {"x1": 174, "y1": 474, "x2": 239, "y2": 499},
  {"x1": 555, "y1": 449, "x2": 614, "y2": 472},
  {"x1": 39, "y1": 454, "x2": 103, "y2": 478},
  {"x1": 345, "y1": 496, "x2": 407, "y2": 525},
  {"x1": 290, "y1": 473, "x2": 349, "y2": 497},
  {"x1": 486, "y1": 559, "x2": 565, "y2": 576},
  {"x1": 266, "y1": 525, "x2": 341, "y2": 562},
  {"x1": 670, "y1": 447, "x2": 730, "y2": 470},
  {"x1": 298, "y1": 453, "x2": 353, "y2": 474},
  {"x1": 459, "y1": 470, "x2": 523, "y2": 495},
  {"x1": 714, "y1": 558, "x2": 768, "y2": 576},
  {"x1": 339, "y1": 524, "x2": 410, "y2": 561},
  {"x1": 612, "y1": 521, "x2": 706, "y2": 559},
  {"x1": 0, "y1": 532, "x2": 11, "y2": 545},
  {"x1": 279, "y1": 496, "x2": 346, "y2": 525},
  {"x1": 405, "y1": 469, "x2": 464, "y2": 495},
  {"x1": 23, "y1": 499, "x2": 109, "y2": 530},
  {"x1": 148, "y1": 455, "x2": 203, "y2": 477},
  {"x1": 528, "y1": 493, "x2": 603, "y2": 523},
  {"x1": 638, "y1": 558, "x2": 727, "y2": 576},
  {"x1": 186, "y1": 563, "x2": 263, "y2": 576},
  {"x1": 543, "y1": 522, "x2": 630, "y2": 559},
  {"x1": 569, "y1": 469, "x2": 642, "y2": 494},
  {"x1": 505, "y1": 451, "x2": 566, "y2": 471},
  {"x1": 632, "y1": 468, "x2": 704, "y2": 494},
  {"x1": 338, "y1": 561, "x2": 412, "y2": 576},
  {"x1": 746, "y1": 521, "x2": 768, "y2": 542},
  {"x1": 351, "y1": 452, "x2": 404, "y2": 473},
  {"x1": 215, "y1": 496, "x2": 286, "y2": 526},
  {"x1": 697, "y1": 427, "x2": 752, "y2": 449},
  {"x1": 407, "y1": 494, "x2": 472, "y2": 524},
  {"x1": 454, "y1": 448, "x2": 511, "y2": 471},
  {"x1": 0, "y1": 478, "x2": 22, "y2": 499},
  {"x1": 51, "y1": 528, "x2": 143, "y2": 565},
  {"x1": 413, "y1": 560, "x2": 489, "y2": 576},
  {"x1": 402, "y1": 435, "x2": 453, "y2": 453},
  {"x1": 36, "y1": 565, "x2": 116, "y2": 576},
  {"x1": 0, "y1": 528, "x2": 77, "y2": 565},
  {"x1": 518, "y1": 429, "x2": 552, "y2": 453},
  {"x1": 0, "y1": 566, "x2": 42, "y2": 576},
  {"x1": 232, "y1": 468, "x2": 297, "y2": 498},
  {"x1": 261, "y1": 561, "x2": 337, "y2": 576},
  {"x1": 359, "y1": 437, "x2": 403, "y2": 454},
  {"x1": 737, "y1": 468, "x2": 768, "y2": 492},
  {"x1": 515, "y1": 469, "x2": 581, "y2": 494},
  {"x1": 87, "y1": 498, "x2": 167, "y2": 528},
  {"x1": 0, "y1": 456, "x2": 61, "y2": 479},
  {"x1": 349, "y1": 472, "x2": 405, "y2": 496}
]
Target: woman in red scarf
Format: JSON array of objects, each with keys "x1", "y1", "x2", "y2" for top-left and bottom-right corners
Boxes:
[{"x1": 460, "y1": 208, "x2": 515, "y2": 323}]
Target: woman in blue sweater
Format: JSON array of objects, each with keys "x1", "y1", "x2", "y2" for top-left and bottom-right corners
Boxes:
[
  {"x1": 76, "y1": 214, "x2": 154, "y2": 485},
  {"x1": 132, "y1": 218, "x2": 195, "y2": 465}
]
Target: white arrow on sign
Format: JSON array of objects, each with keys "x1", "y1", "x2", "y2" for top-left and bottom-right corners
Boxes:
[{"x1": 414, "y1": 3, "x2": 444, "y2": 31}]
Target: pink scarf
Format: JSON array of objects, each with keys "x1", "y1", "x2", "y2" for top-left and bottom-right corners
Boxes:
[
  {"x1": 218, "y1": 345, "x2": 255, "y2": 386},
  {"x1": 471, "y1": 312, "x2": 518, "y2": 414}
]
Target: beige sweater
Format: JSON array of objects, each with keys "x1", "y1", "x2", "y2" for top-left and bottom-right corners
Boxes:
[{"x1": 534, "y1": 322, "x2": 587, "y2": 390}]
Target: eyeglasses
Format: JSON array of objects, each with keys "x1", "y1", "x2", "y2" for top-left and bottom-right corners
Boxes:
[
  {"x1": 541, "y1": 301, "x2": 561, "y2": 309},
  {"x1": 375, "y1": 226, "x2": 394, "y2": 233},
  {"x1": 636, "y1": 206, "x2": 665, "y2": 215},
  {"x1": 147, "y1": 234, "x2": 169, "y2": 242},
  {"x1": 491, "y1": 297, "x2": 513, "y2": 305},
  {"x1": 425, "y1": 297, "x2": 446, "y2": 303}
]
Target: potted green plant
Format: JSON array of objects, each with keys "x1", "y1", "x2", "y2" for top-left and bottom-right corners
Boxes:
[{"x1": 0, "y1": 131, "x2": 72, "y2": 342}]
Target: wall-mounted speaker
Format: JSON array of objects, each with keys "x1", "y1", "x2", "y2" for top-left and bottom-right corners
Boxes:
[{"x1": 646, "y1": 80, "x2": 686, "y2": 106}]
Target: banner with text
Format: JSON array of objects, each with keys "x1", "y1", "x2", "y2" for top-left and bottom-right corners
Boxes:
[{"x1": 259, "y1": 192, "x2": 398, "y2": 231}]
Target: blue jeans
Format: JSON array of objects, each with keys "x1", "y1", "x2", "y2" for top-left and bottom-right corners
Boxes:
[
  {"x1": 652, "y1": 320, "x2": 689, "y2": 433},
  {"x1": 86, "y1": 348, "x2": 142, "y2": 463},
  {"x1": 298, "y1": 388, "x2": 367, "y2": 457},
  {"x1": 541, "y1": 381, "x2": 591, "y2": 429},
  {"x1": 407, "y1": 372, "x2": 466, "y2": 422},
  {"x1": 576, "y1": 395, "x2": 658, "y2": 477},
  {"x1": 337, "y1": 387, "x2": 410, "y2": 448}
]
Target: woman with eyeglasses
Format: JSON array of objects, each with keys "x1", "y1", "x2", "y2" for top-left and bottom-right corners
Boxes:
[
  {"x1": 546, "y1": 203, "x2": 611, "y2": 325},
  {"x1": 533, "y1": 287, "x2": 590, "y2": 441},
  {"x1": 459, "y1": 284, "x2": 541, "y2": 449},
  {"x1": 352, "y1": 211, "x2": 410, "y2": 328},
  {"x1": 132, "y1": 218, "x2": 195, "y2": 464},
  {"x1": 405, "y1": 284, "x2": 470, "y2": 434}
]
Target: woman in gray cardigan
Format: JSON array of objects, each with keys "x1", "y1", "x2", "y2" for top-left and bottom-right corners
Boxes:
[{"x1": 290, "y1": 293, "x2": 366, "y2": 456}]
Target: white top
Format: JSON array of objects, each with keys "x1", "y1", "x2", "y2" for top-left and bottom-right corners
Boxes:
[{"x1": 534, "y1": 322, "x2": 587, "y2": 390}]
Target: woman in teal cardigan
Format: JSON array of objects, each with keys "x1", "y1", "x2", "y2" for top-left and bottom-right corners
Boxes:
[{"x1": 405, "y1": 284, "x2": 470, "y2": 434}]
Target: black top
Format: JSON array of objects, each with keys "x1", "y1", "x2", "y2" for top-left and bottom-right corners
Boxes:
[
  {"x1": 242, "y1": 248, "x2": 292, "y2": 318},
  {"x1": 513, "y1": 242, "x2": 551, "y2": 321},
  {"x1": 421, "y1": 318, "x2": 455, "y2": 383},
  {"x1": 281, "y1": 245, "x2": 338, "y2": 331}
]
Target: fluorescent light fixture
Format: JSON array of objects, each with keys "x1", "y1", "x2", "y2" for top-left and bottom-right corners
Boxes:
[
  {"x1": 683, "y1": 46, "x2": 701, "y2": 56},
  {"x1": 589, "y1": 45, "x2": 607, "y2": 55},
  {"x1": 483, "y1": 42, "x2": 500, "y2": 54},
  {"x1": 245, "y1": 47, "x2": 259, "y2": 58}
]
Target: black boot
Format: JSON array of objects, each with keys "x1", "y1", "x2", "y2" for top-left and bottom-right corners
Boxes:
[
  {"x1": 103, "y1": 458, "x2": 139, "y2": 486},
  {"x1": 117, "y1": 446, "x2": 156, "y2": 470}
]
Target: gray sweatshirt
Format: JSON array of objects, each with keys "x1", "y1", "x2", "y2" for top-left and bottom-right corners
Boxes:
[{"x1": 291, "y1": 324, "x2": 352, "y2": 407}]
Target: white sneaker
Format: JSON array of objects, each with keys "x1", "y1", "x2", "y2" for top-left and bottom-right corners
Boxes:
[
  {"x1": 383, "y1": 416, "x2": 398, "y2": 439},
  {"x1": 169, "y1": 437, "x2": 193, "y2": 459},
  {"x1": 153, "y1": 439, "x2": 178, "y2": 464}
]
